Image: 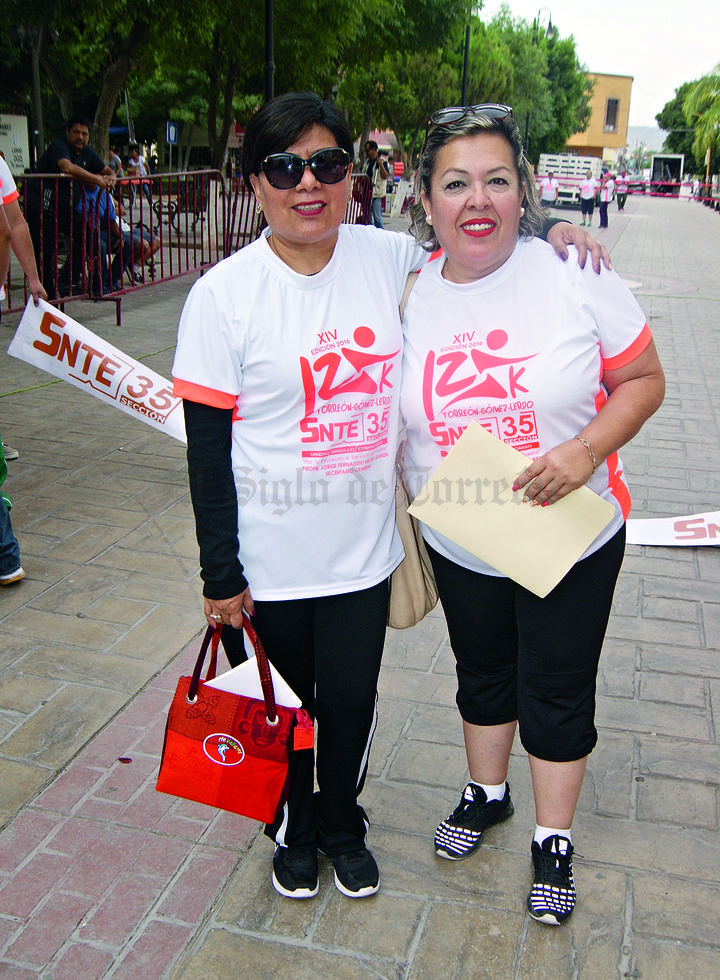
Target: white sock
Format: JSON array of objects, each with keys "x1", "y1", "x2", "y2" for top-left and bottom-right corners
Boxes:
[
  {"x1": 534, "y1": 825, "x2": 572, "y2": 852},
  {"x1": 468, "y1": 780, "x2": 506, "y2": 802}
]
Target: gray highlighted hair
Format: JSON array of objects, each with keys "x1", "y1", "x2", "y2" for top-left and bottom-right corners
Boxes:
[{"x1": 410, "y1": 111, "x2": 545, "y2": 250}]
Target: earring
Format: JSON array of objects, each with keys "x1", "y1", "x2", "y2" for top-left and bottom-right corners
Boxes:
[
  {"x1": 520, "y1": 206, "x2": 525, "y2": 216},
  {"x1": 255, "y1": 202, "x2": 263, "y2": 216},
  {"x1": 425, "y1": 214, "x2": 432, "y2": 225}
]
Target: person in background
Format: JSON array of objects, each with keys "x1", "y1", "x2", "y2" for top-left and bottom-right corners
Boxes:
[
  {"x1": 1, "y1": 156, "x2": 47, "y2": 461},
  {"x1": 0, "y1": 438, "x2": 24, "y2": 587},
  {"x1": 363, "y1": 140, "x2": 389, "y2": 229},
  {"x1": 0, "y1": 154, "x2": 46, "y2": 305},
  {"x1": 0, "y1": 200, "x2": 10, "y2": 289},
  {"x1": 540, "y1": 170, "x2": 559, "y2": 208},
  {"x1": 0, "y1": 202, "x2": 25, "y2": 586},
  {"x1": 107, "y1": 147, "x2": 124, "y2": 179},
  {"x1": 579, "y1": 168, "x2": 598, "y2": 226},
  {"x1": 599, "y1": 172, "x2": 615, "y2": 228},
  {"x1": 25, "y1": 115, "x2": 116, "y2": 298},
  {"x1": 402, "y1": 104, "x2": 664, "y2": 926},
  {"x1": 172, "y1": 92, "x2": 609, "y2": 906},
  {"x1": 127, "y1": 145, "x2": 152, "y2": 206},
  {"x1": 616, "y1": 170, "x2": 629, "y2": 212}
]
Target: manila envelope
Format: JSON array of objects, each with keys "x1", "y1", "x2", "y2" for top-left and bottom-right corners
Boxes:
[{"x1": 407, "y1": 422, "x2": 615, "y2": 597}]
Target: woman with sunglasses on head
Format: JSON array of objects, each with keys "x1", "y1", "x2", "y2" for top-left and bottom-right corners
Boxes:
[
  {"x1": 172, "y1": 92, "x2": 610, "y2": 903},
  {"x1": 401, "y1": 105, "x2": 664, "y2": 925}
]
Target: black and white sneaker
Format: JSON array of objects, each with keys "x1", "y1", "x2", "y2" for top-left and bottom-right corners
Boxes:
[
  {"x1": 526, "y1": 835, "x2": 576, "y2": 925},
  {"x1": 332, "y1": 847, "x2": 379, "y2": 898},
  {"x1": 435, "y1": 782, "x2": 514, "y2": 860},
  {"x1": 272, "y1": 845, "x2": 319, "y2": 898}
]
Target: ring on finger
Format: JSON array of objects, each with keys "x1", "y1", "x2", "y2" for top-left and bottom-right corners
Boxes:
[{"x1": 209, "y1": 614, "x2": 222, "y2": 620}]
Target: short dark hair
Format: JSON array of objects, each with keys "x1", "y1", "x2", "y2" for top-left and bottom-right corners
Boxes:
[
  {"x1": 241, "y1": 92, "x2": 354, "y2": 184},
  {"x1": 365, "y1": 140, "x2": 378, "y2": 151},
  {"x1": 66, "y1": 114, "x2": 91, "y2": 132}
]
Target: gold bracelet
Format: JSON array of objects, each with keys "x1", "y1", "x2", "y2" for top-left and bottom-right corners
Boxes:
[{"x1": 574, "y1": 434, "x2": 598, "y2": 473}]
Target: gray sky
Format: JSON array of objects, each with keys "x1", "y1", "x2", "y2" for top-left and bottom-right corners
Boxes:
[{"x1": 481, "y1": 0, "x2": 719, "y2": 127}]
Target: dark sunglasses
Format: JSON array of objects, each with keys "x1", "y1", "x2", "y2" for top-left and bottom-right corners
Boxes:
[
  {"x1": 260, "y1": 147, "x2": 351, "y2": 189},
  {"x1": 424, "y1": 103, "x2": 513, "y2": 145}
]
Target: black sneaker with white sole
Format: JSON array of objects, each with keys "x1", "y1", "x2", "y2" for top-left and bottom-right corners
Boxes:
[
  {"x1": 332, "y1": 847, "x2": 379, "y2": 898},
  {"x1": 272, "y1": 845, "x2": 319, "y2": 898},
  {"x1": 526, "y1": 834, "x2": 576, "y2": 925},
  {"x1": 434, "y1": 782, "x2": 514, "y2": 860}
]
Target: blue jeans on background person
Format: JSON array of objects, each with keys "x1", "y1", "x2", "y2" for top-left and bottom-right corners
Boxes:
[
  {"x1": 0, "y1": 495, "x2": 21, "y2": 577},
  {"x1": 371, "y1": 198, "x2": 384, "y2": 229}
]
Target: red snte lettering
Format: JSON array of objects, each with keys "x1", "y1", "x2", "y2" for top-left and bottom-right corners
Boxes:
[
  {"x1": 58, "y1": 333, "x2": 81, "y2": 367},
  {"x1": 80, "y1": 343, "x2": 104, "y2": 375},
  {"x1": 674, "y1": 518, "x2": 706, "y2": 540},
  {"x1": 97, "y1": 356, "x2": 122, "y2": 387},
  {"x1": 33, "y1": 311, "x2": 66, "y2": 356}
]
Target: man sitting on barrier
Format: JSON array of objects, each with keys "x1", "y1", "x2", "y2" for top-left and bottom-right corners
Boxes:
[{"x1": 25, "y1": 115, "x2": 116, "y2": 299}]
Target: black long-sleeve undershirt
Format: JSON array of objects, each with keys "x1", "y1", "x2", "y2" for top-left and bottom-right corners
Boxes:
[{"x1": 183, "y1": 398, "x2": 248, "y2": 599}]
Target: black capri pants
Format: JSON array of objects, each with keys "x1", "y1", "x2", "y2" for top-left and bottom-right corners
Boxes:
[
  {"x1": 427, "y1": 526, "x2": 625, "y2": 763},
  {"x1": 581, "y1": 196, "x2": 595, "y2": 219}
]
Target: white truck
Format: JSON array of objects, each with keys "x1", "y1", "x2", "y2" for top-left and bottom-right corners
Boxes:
[{"x1": 536, "y1": 154, "x2": 603, "y2": 208}]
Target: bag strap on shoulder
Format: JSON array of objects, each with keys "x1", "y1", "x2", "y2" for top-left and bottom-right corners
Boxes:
[{"x1": 399, "y1": 271, "x2": 419, "y2": 319}]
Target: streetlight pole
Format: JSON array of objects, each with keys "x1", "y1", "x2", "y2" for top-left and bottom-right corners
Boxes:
[
  {"x1": 461, "y1": 24, "x2": 471, "y2": 106},
  {"x1": 523, "y1": 8, "x2": 557, "y2": 153},
  {"x1": 264, "y1": 0, "x2": 275, "y2": 102}
]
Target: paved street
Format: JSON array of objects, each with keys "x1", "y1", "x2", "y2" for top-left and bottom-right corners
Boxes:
[{"x1": 0, "y1": 192, "x2": 718, "y2": 978}]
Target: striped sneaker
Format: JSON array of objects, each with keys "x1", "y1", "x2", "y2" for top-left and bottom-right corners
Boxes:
[
  {"x1": 526, "y1": 834, "x2": 576, "y2": 925},
  {"x1": 434, "y1": 782, "x2": 514, "y2": 860}
]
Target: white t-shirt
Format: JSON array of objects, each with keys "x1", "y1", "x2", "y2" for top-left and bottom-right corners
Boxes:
[
  {"x1": 401, "y1": 238, "x2": 652, "y2": 576},
  {"x1": 540, "y1": 177, "x2": 558, "y2": 201},
  {"x1": 129, "y1": 155, "x2": 148, "y2": 176},
  {"x1": 0, "y1": 157, "x2": 19, "y2": 205},
  {"x1": 601, "y1": 179, "x2": 616, "y2": 202},
  {"x1": 173, "y1": 224, "x2": 428, "y2": 600},
  {"x1": 581, "y1": 177, "x2": 598, "y2": 200}
]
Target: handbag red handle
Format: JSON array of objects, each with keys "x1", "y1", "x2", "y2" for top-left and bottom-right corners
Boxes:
[{"x1": 187, "y1": 614, "x2": 279, "y2": 724}]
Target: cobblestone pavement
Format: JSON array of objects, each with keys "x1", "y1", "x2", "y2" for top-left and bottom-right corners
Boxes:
[{"x1": 0, "y1": 193, "x2": 718, "y2": 978}]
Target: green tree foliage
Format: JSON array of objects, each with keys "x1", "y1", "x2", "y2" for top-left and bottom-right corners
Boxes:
[
  {"x1": 6, "y1": 0, "x2": 589, "y2": 175},
  {"x1": 683, "y1": 67, "x2": 720, "y2": 175},
  {"x1": 487, "y1": 8, "x2": 591, "y2": 164},
  {"x1": 656, "y1": 82, "x2": 698, "y2": 164},
  {"x1": 540, "y1": 37, "x2": 592, "y2": 158},
  {"x1": 5, "y1": 0, "x2": 181, "y2": 159},
  {"x1": 336, "y1": 0, "x2": 471, "y2": 166}
]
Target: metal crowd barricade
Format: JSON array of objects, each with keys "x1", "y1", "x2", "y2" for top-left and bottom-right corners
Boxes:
[
  {"x1": 224, "y1": 177, "x2": 266, "y2": 253},
  {"x1": 347, "y1": 174, "x2": 373, "y2": 225},
  {"x1": 12, "y1": 174, "x2": 93, "y2": 308},
  {"x1": 5, "y1": 167, "x2": 374, "y2": 321}
]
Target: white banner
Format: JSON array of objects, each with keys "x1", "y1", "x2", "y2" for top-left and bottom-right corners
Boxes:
[
  {"x1": 626, "y1": 512, "x2": 720, "y2": 546},
  {"x1": 8, "y1": 299, "x2": 186, "y2": 444}
]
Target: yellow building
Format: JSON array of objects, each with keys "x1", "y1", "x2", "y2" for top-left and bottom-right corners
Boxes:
[{"x1": 566, "y1": 73, "x2": 632, "y2": 164}]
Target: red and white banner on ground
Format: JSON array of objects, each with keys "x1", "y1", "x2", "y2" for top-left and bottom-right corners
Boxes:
[
  {"x1": 9, "y1": 303, "x2": 719, "y2": 547},
  {"x1": 626, "y1": 512, "x2": 720, "y2": 546},
  {"x1": 8, "y1": 298, "x2": 186, "y2": 444}
]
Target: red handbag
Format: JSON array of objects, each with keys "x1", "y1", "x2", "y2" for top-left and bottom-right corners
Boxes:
[{"x1": 156, "y1": 613, "x2": 313, "y2": 823}]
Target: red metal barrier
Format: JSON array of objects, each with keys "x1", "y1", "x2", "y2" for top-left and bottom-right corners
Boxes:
[
  {"x1": 347, "y1": 174, "x2": 373, "y2": 225},
  {"x1": 13, "y1": 174, "x2": 93, "y2": 306},
  {"x1": 5, "y1": 168, "x2": 372, "y2": 320}
]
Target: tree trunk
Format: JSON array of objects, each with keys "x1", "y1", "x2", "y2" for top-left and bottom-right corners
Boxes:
[
  {"x1": 38, "y1": 20, "x2": 150, "y2": 162},
  {"x1": 37, "y1": 27, "x2": 73, "y2": 132},
  {"x1": 210, "y1": 60, "x2": 238, "y2": 172}
]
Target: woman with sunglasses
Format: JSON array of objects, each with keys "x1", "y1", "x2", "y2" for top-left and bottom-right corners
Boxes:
[
  {"x1": 173, "y1": 92, "x2": 610, "y2": 903},
  {"x1": 401, "y1": 105, "x2": 664, "y2": 924}
]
